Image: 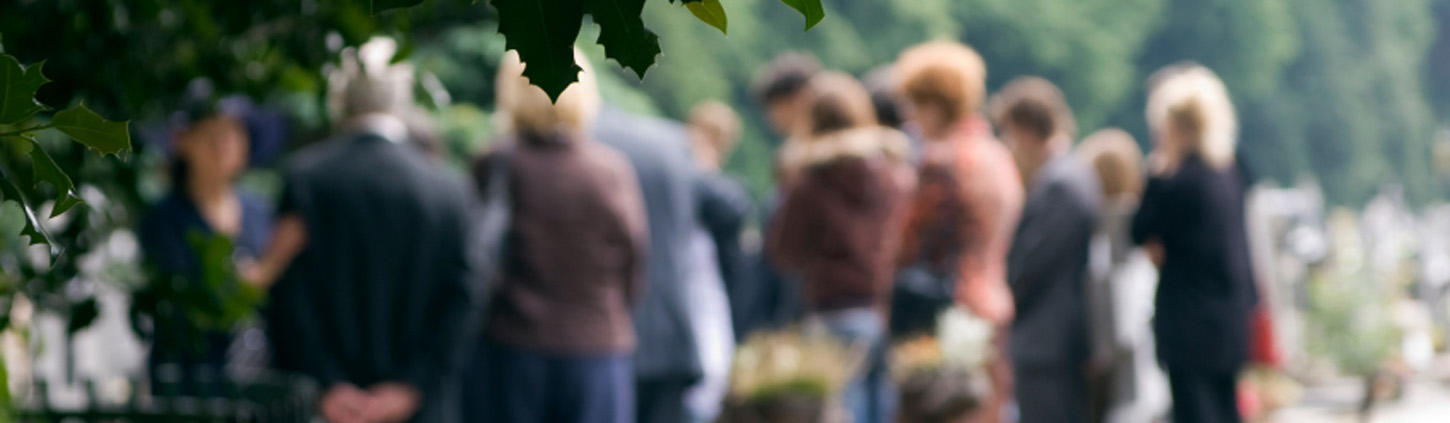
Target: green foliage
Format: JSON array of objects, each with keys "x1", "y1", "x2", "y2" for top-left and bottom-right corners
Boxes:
[
  {"x1": 51, "y1": 104, "x2": 132, "y2": 157},
  {"x1": 779, "y1": 0, "x2": 826, "y2": 30},
  {"x1": 491, "y1": 0, "x2": 586, "y2": 100},
  {"x1": 686, "y1": 0, "x2": 729, "y2": 34},
  {"x1": 0, "y1": 56, "x2": 48, "y2": 125}
]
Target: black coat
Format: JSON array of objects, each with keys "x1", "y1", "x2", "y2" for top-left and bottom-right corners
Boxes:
[
  {"x1": 268, "y1": 131, "x2": 476, "y2": 423},
  {"x1": 1132, "y1": 155, "x2": 1257, "y2": 372},
  {"x1": 695, "y1": 172, "x2": 753, "y2": 335},
  {"x1": 594, "y1": 109, "x2": 703, "y2": 384},
  {"x1": 1007, "y1": 154, "x2": 1101, "y2": 369}
]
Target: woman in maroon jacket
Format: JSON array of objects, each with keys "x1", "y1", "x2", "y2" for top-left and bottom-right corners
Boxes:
[
  {"x1": 769, "y1": 72, "x2": 916, "y2": 423},
  {"x1": 464, "y1": 50, "x2": 649, "y2": 423}
]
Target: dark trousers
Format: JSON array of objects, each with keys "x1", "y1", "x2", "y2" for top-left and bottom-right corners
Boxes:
[
  {"x1": 1165, "y1": 365, "x2": 1241, "y2": 423},
  {"x1": 1014, "y1": 366, "x2": 1088, "y2": 423},
  {"x1": 635, "y1": 378, "x2": 691, "y2": 423},
  {"x1": 463, "y1": 340, "x2": 634, "y2": 423}
]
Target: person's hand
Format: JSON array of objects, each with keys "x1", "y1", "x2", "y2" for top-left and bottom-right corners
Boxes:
[
  {"x1": 361, "y1": 382, "x2": 422, "y2": 423},
  {"x1": 958, "y1": 278, "x2": 1015, "y2": 325},
  {"x1": 321, "y1": 383, "x2": 368, "y2": 423}
]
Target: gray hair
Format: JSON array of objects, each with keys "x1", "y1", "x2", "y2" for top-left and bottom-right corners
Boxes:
[{"x1": 327, "y1": 37, "x2": 416, "y2": 123}]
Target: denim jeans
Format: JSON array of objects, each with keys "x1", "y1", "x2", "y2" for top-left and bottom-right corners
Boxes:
[{"x1": 815, "y1": 307, "x2": 895, "y2": 423}]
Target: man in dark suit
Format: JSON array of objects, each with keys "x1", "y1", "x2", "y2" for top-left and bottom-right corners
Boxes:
[
  {"x1": 594, "y1": 108, "x2": 703, "y2": 423},
  {"x1": 258, "y1": 39, "x2": 476, "y2": 423},
  {"x1": 992, "y1": 77, "x2": 1102, "y2": 423}
]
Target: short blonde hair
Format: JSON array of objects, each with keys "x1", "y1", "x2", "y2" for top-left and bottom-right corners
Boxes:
[
  {"x1": 1146, "y1": 63, "x2": 1238, "y2": 169},
  {"x1": 495, "y1": 49, "x2": 601, "y2": 138},
  {"x1": 894, "y1": 41, "x2": 988, "y2": 122},
  {"x1": 1077, "y1": 128, "x2": 1144, "y2": 198},
  {"x1": 689, "y1": 100, "x2": 742, "y2": 154},
  {"x1": 806, "y1": 71, "x2": 878, "y2": 136}
]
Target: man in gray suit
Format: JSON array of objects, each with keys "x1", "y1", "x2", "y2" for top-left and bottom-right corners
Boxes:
[
  {"x1": 594, "y1": 108, "x2": 703, "y2": 423},
  {"x1": 992, "y1": 77, "x2": 1102, "y2": 423}
]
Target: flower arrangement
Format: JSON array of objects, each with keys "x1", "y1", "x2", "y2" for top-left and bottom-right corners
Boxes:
[
  {"x1": 893, "y1": 307, "x2": 994, "y2": 423},
  {"x1": 718, "y1": 329, "x2": 860, "y2": 423}
]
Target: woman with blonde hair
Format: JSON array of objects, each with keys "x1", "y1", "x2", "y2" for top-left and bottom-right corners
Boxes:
[
  {"x1": 769, "y1": 71, "x2": 916, "y2": 423},
  {"x1": 892, "y1": 40, "x2": 1023, "y2": 423},
  {"x1": 465, "y1": 49, "x2": 648, "y2": 423},
  {"x1": 1132, "y1": 63, "x2": 1257, "y2": 423}
]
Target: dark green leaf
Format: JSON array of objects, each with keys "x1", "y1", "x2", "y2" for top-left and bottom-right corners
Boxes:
[
  {"x1": 372, "y1": 0, "x2": 425, "y2": 14},
  {"x1": 779, "y1": 0, "x2": 825, "y2": 30},
  {"x1": 0, "y1": 54, "x2": 50, "y2": 125},
  {"x1": 52, "y1": 103, "x2": 131, "y2": 156},
  {"x1": 490, "y1": 0, "x2": 585, "y2": 101},
  {"x1": 686, "y1": 0, "x2": 729, "y2": 34},
  {"x1": 67, "y1": 298, "x2": 99, "y2": 334},
  {"x1": 27, "y1": 139, "x2": 85, "y2": 217},
  {"x1": 0, "y1": 171, "x2": 47, "y2": 246},
  {"x1": 590, "y1": 0, "x2": 661, "y2": 78}
]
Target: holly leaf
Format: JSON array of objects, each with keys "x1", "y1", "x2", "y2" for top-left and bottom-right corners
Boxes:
[
  {"x1": 0, "y1": 172, "x2": 47, "y2": 246},
  {"x1": 779, "y1": 0, "x2": 825, "y2": 30},
  {"x1": 0, "y1": 54, "x2": 50, "y2": 125},
  {"x1": 27, "y1": 138, "x2": 85, "y2": 217},
  {"x1": 372, "y1": 0, "x2": 424, "y2": 14},
  {"x1": 52, "y1": 103, "x2": 131, "y2": 156},
  {"x1": 589, "y1": 0, "x2": 661, "y2": 78},
  {"x1": 686, "y1": 0, "x2": 728, "y2": 34},
  {"x1": 490, "y1": 0, "x2": 585, "y2": 101}
]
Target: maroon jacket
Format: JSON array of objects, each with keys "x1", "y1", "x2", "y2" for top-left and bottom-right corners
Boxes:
[
  {"x1": 474, "y1": 133, "x2": 649, "y2": 355},
  {"x1": 770, "y1": 127, "x2": 916, "y2": 312}
]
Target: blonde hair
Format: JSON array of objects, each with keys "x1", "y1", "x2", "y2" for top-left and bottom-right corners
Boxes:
[
  {"x1": 894, "y1": 41, "x2": 988, "y2": 122},
  {"x1": 1146, "y1": 63, "x2": 1238, "y2": 169},
  {"x1": 495, "y1": 49, "x2": 601, "y2": 138},
  {"x1": 1077, "y1": 128, "x2": 1144, "y2": 199},
  {"x1": 689, "y1": 100, "x2": 743, "y2": 154},
  {"x1": 806, "y1": 71, "x2": 878, "y2": 137}
]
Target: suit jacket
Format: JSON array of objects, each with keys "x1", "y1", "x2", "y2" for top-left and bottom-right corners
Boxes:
[
  {"x1": 1132, "y1": 155, "x2": 1256, "y2": 371},
  {"x1": 1008, "y1": 153, "x2": 1101, "y2": 369},
  {"x1": 268, "y1": 129, "x2": 476, "y2": 423},
  {"x1": 594, "y1": 108, "x2": 703, "y2": 383}
]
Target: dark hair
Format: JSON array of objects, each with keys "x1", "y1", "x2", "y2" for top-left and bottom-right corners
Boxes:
[
  {"x1": 807, "y1": 72, "x2": 877, "y2": 136},
  {"x1": 988, "y1": 76, "x2": 1076, "y2": 141},
  {"x1": 751, "y1": 52, "x2": 822, "y2": 104},
  {"x1": 863, "y1": 66, "x2": 904, "y2": 129}
]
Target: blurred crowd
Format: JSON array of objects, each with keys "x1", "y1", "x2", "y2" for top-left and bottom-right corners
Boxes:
[{"x1": 135, "y1": 36, "x2": 1268, "y2": 423}]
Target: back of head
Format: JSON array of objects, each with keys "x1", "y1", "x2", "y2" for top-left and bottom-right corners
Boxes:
[
  {"x1": 752, "y1": 52, "x2": 823, "y2": 104},
  {"x1": 1146, "y1": 63, "x2": 1238, "y2": 169},
  {"x1": 894, "y1": 41, "x2": 987, "y2": 122},
  {"x1": 328, "y1": 37, "x2": 416, "y2": 124},
  {"x1": 988, "y1": 76, "x2": 1077, "y2": 141},
  {"x1": 495, "y1": 49, "x2": 601, "y2": 141},
  {"x1": 863, "y1": 66, "x2": 906, "y2": 129},
  {"x1": 1077, "y1": 128, "x2": 1144, "y2": 199},
  {"x1": 689, "y1": 100, "x2": 743, "y2": 153},
  {"x1": 806, "y1": 72, "x2": 878, "y2": 137}
]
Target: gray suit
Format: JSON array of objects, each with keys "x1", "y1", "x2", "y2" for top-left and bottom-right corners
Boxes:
[
  {"x1": 593, "y1": 109, "x2": 702, "y2": 423},
  {"x1": 1007, "y1": 153, "x2": 1101, "y2": 423}
]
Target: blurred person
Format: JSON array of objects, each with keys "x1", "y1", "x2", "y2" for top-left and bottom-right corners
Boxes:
[
  {"x1": 894, "y1": 40, "x2": 1023, "y2": 423},
  {"x1": 138, "y1": 96, "x2": 271, "y2": 396},
  {"x1": 595, "y1": 91, "x2": 703, "y2": 423},
  {"x1": 769, "y1": 72, "x2": 916, "y2": 423},
  {"x1": 1132, "y1": 63, "x2": 1257, "y2": 423},
  {"x1": 684, "y1": 101, "x2": 750, "y2": 422},
  {"x1": 1077, "y1": 129, "x2": 1170, "y2": 423},
  {"x1": 257, "y1": 38, "x2": 476, "y2": 423},
  {"x1": 755, "y1": 52, "x2": 825, "y2": 184},
  {"x1": 464, "y1": 49, "x2": 646, "y2": 423},
  {"x1": 990, "y1": 76, "x2": 1100, "y2": 423}
]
